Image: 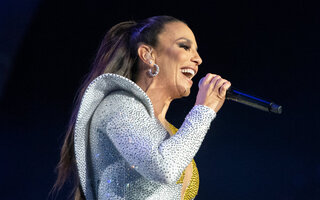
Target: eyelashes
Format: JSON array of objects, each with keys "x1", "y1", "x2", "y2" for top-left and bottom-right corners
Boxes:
[{"x1": 178, "y1": 43, "x2": 191, "y2": 51}]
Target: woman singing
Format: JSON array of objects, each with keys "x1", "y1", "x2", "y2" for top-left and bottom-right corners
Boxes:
[{"x1": 53, "y1": 15, "x2": 231, "y2": 200}]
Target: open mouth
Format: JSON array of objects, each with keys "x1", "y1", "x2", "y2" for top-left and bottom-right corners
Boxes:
[{"x1": 181, "y1": 68, "x2": 195, "y2": 80}]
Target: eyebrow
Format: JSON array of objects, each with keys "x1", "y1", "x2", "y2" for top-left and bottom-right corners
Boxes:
[{"x1": 176, "y1": 37, "x2": 198, "y2": 50}]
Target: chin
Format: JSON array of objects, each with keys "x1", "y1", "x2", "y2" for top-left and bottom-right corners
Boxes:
[
  {"x1": 174, "y1": 85, "x2": 191, "y2": 98},
  {"x1": 180, "y1": 87, "x2": 191, "y2": 97}
]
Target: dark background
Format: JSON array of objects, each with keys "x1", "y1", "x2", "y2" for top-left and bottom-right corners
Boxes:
[{"x1": 1, "y1": 0, "x2": 319, "y2": 199}]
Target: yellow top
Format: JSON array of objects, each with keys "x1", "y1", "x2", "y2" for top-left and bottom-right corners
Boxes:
[{"x1": 168, "y1": 123, "x2": 200, "y2": 200}]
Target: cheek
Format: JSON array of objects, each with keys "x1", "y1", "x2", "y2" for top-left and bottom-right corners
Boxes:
[
  {"x1": 164, "y1": 54, "x2": 186, "y2": 76},
  {"x1": 158, "y1": 48, "x2": 187, "y2": 79},
  {"x1": 170, "y1": 49, "x2": 186, "y2": 62},
  {"x1": 158, "y1": 52, "x2": 179, "y2": 73}
]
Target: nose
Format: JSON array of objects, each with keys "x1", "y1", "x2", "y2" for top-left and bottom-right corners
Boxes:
[{"x1": 191, "y1": 50, "x2": 202, "y2": 66}]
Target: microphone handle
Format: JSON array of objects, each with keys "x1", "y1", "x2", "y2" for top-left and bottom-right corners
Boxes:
[{"x1": 226, "y1": 88, "x2": 282, "y2": 114}]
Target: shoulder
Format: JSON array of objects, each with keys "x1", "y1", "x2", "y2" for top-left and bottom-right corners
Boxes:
[
  {"x1": 100, "y1": 90, "x2": 147, "y2": 113},
  {"x1": 93, "y1": 90, "x2": 153, "y2": 125}
]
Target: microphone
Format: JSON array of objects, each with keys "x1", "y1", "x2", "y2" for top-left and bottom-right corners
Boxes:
[{"x1": 198, "y1": 78, "x2": 282, "y2": 114}]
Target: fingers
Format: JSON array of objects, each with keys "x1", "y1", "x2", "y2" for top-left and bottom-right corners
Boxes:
[
  {"x1": 201, "y1": 73, "x2": 216, "y2": 87},
  {"x1": 196, "y1": 73, "x2": 231, "y2": 113},
  {"x1": 211, "y1": 75, "x2": 221, "y2": 89},
  {"x1": 219, "y1": 80, "x2": 231, "y2": 96},
  {"x1": 200, "y1": 73, "x2": 231, "y2": 96}
]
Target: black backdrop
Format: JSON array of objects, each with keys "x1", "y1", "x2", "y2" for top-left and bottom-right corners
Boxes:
[{"x1": 1, "y1": 0, "x2": 319, "y2": 199}]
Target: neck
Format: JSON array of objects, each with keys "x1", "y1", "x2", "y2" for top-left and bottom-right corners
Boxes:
[
  {"x1": 136, "y1": 77, "x2": 173, "y2": 124},
  {"x1": 148, "y1": 90, "x2": 172, "y2": 123}
]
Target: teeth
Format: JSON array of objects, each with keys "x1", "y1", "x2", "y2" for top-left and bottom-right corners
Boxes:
[{"x1": 181, "y1": 69, "x2": 195, "y2": 76}]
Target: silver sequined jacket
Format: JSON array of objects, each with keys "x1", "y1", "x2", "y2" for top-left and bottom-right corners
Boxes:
[{"x1": 74, "y1": 73, "x2": 216, "y2": 200}]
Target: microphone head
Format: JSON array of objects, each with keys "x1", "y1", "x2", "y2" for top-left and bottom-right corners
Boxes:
[{"x1": 198, "y1": 77, "x2": 204, "y2": 88}]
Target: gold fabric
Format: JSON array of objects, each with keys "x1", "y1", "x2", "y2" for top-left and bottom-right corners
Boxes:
[{"x1": 169, "y1": 124, "x2": 200, "y2": 200}]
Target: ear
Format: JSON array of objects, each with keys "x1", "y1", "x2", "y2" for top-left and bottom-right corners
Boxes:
[{"x1": 137, "y1": 44, "x2": 154, "y2": 66}]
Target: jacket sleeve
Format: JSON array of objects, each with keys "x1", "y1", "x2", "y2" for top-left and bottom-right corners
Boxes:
[{"x1": 95, "y1": 91, "x2": 216, "y2": 184}]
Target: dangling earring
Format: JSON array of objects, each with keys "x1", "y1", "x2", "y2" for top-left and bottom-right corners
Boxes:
[{"x1": 148, "y1": 63, "x2": 159, "y2": 77}]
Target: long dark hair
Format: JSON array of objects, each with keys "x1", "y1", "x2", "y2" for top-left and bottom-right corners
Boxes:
[{"x1": 52, "y1": 16, "x2": 181, "y2": 199}]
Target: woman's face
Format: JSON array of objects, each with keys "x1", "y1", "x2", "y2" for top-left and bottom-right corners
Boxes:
[{"x1": 154, "y1": 21, "x2": 202, "y2": 99}]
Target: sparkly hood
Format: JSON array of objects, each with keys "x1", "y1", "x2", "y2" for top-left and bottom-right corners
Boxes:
[{"x1": 74, "y1": 73, "x2": 154, "y2": 199}]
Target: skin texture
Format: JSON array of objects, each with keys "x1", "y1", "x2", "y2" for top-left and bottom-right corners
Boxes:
[{"x1": 135, "y1": 21, "x2": 231, "y2": 199}]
